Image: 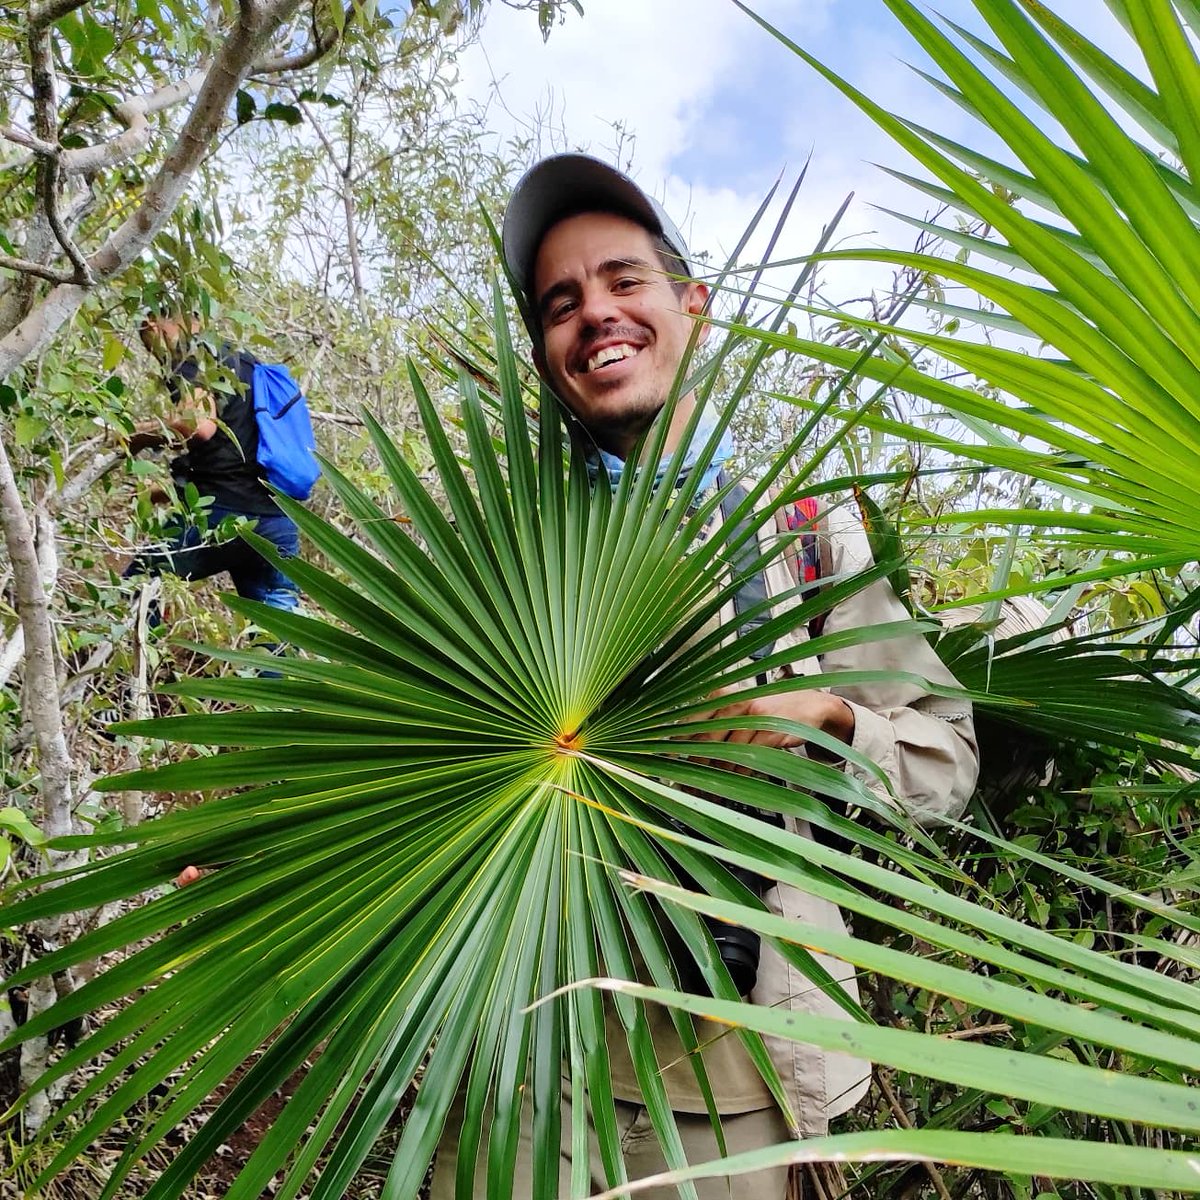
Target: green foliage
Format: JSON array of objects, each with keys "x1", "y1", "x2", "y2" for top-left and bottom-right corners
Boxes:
[
  {"x1": 6, "y1": 253, "x2": 1200, "y2": 1198},
  {"x1": 735, "y1": 0, "x2": 1200, "y2": 573},
  {"x1": 4, "y1": 0, "x2": 1200, "y2": 1196},
  {"x1": 2, "y1": 291, "x2": 910, "y2": 1197}
]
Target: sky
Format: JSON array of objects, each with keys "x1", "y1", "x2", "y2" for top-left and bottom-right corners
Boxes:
[{"x1": 453, "y1": 0, "x2": 1134, "y2": 306}]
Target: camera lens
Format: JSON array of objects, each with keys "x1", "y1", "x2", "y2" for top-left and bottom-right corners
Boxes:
[{"x1": 709, "y1": 922, "x2": 762, "y2": 995}]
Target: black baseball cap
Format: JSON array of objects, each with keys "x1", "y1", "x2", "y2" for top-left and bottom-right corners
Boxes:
[{"x1": 502, "y1": 154, "x2": 694, "y2": 310}]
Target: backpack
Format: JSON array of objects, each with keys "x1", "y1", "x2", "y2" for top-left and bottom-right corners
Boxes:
[{"x1": 251, "y1": 361, "x2": 321, "y2": 501}]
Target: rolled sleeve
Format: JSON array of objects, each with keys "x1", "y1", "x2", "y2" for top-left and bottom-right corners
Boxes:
[
  {"x1": 800, "y1": 504, "x2": 980, "y2": 824},
  {"x1": 842, "y1": 695, "x2": 977, "y2": 825}
]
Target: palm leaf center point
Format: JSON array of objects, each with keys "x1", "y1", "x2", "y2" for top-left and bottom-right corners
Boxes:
[{"x1": 552, "y1": 726, "x2": 584, "y2": 753}]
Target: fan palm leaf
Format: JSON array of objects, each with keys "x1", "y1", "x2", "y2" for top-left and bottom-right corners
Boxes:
[
  {"x1": 2, "y1": 282, "x2": 964, "y2": 1197},
  {"x1": 731, "y1": 0, "x2": 1200, "y2": 570}
]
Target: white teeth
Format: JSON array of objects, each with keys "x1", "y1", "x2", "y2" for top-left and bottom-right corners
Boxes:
[{"x1": 586, "y1": 344, "x2": 638, "y2": 372}]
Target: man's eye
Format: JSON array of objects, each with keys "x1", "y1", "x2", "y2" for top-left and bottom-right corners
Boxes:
[
  {"x1": 549, "y1": 299, "x2": 576, "y2": 322},
  {"x1": 614, "y1": 277, "x2": 640, "y2": 291}
]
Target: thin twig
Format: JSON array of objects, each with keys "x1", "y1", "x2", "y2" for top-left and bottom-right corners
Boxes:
[
  {"x1": 942, "y1": 1021, "x2": 1013, "y2": 1040},
  {"x1": 0, "y1": 252, "x2": 73, "y2": 284},
  {"x1": 28, "y1": 26, "x2": 90, "y2": 282},
  {"x1": 59, "y1": 639, "x2": 116, "y2": 708},
  {"x1": 310, "y1": 410, "x2": 363, "y2": 427},
  {"x1": 876, "y1": 1069, "x2": 954, "y2": 1200}
]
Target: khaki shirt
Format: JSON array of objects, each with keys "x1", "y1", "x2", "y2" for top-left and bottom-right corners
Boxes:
[{"x1": 605, "y1": 497, "x2": 979, "y2": 1136}]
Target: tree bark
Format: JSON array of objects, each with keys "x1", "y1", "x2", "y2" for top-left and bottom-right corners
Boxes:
[
  {"x1": 0, "y1": 439, "x2": 82, "y2": 1136},
  {"x1": 0, "y1": 0, "x2": 310, "y2": 382},
  {"x1": 0, "y1": 442, "x2": 73, "y2": 841}
]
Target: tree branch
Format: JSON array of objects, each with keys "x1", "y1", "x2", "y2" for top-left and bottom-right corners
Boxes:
[
  {"x1": 0, "y1": 122, "x2": 58, "y2": 158},
  {"x1": 297, "y1": 96, "x2": 345, "y2": 172},
  {"x1": 50, "y1": 445, "x2": 126, "y2": 512},
  {"x1": 58, "y1": 70, "x2": 209, "y2": 178},
  {"x1": 0, "y1": 253, "x2": 73, "y2": 285},
  {"x1": 43, "y1": 170, "x2": 91, "y2": 283},
  {"x1": 311, "y1": 409, "x2": 364, "y2": 427},
  {"x1": 28, "y1": 26, "x2": 90, "y2": 283},
  {"x1": 28, "y1": 0, "x2": 89, "y2": 32},
  {"x1": 58, "y1": 637, "x2": 114, "y2": 708},
  {"x1": 0, "y1": 0, "x2": 306, "y2": 382},
  {"x1": 251, "y1": 2, "x2": 353, "y2": 75}
]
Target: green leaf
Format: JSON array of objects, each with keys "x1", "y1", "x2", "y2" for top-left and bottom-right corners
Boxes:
[
  {"x1": 14, "y1": 415, "x2": 48, "y2": 446},
  {"x1": 102, "y1": 336, "x2": 125, "y2": 372},
  {"x1": 59, "y1": 12, "x2": 116, "y2": 78},
  {"x1": 235, "y1": 90, "x2": 256, "y2": 126},
  {"x1": 0, "y1": 807, "x2": 46, "y2": 848},
  {"x1": 262, "y1": 103, "x2": 302, "y2": 126},
  {"x1": 597, "y1": 980, "x2": 1200, "y2": 1133},
  {"x1": 589, "y1": 1129, "x2": 1200, "y2": 1195},
  {"x1": 732, "y1": 0, "x2": 1200, "y2": 566}
]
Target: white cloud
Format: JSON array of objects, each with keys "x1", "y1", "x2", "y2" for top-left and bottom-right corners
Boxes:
[
  {"x1": 455, "y1": 0, "x2": 1141, "y2": 312},
  {"x1": 457, "y1": 0, "x2": 831, "y2": 180},
  {"x1": 455, "y1": 0, "x2": 983, "y2": 307}
]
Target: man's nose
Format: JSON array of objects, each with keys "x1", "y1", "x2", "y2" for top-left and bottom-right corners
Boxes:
[{"x1": 575, "y1": 283, "x2": 623, "y2": 329}]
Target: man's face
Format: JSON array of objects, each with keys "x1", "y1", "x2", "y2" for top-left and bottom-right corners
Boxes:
[{"x1": 532, "y1": 211, "x2": 709, "y2": 457}]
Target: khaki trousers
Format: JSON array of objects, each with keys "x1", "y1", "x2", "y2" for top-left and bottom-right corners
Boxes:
[{"x1": 431, "y1": 1086, "x2": 792, "y2": 1200}]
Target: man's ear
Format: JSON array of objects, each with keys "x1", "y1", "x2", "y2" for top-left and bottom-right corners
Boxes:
[
  {"x1": 685, "y1": 282, "x2": 712, "y2": 342},
  {"x1": 532, "y1": 344, "x2": 548, "y2": 379}
]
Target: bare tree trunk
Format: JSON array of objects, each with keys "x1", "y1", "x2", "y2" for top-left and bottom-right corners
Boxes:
[
  {"x1": 0, "y1": 446, "x2": 73, "y2": 841},
  {"x1": 0, "y1": 440, "x2": 85, "y2": 1132}
]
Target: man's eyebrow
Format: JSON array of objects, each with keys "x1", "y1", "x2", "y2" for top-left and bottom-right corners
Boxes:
[{"x1": 603, "y1": 256, "x2": 655, "y2": 273}]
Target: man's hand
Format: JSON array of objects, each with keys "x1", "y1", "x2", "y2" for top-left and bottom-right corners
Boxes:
[
  {"x1": 127, "y1": 420, "x2": 171, "y2": 454},
  {"x1": 692, "y1": 689, "x2": 855, "y2": 760},
  {"x1": 128, "y1": 407, "x2": 218, "y2": 455},
  {"x1": 176, "y1": 865, "x2": 205, "y2": 887}
]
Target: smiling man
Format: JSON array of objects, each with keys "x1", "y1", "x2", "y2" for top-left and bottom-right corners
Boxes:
[
  {"x1": 431, "y1": 154, "x2": 979, "y2": 1199},
  {"x1": 530, "y1": 207, "x2": 707, "y2": 457}
]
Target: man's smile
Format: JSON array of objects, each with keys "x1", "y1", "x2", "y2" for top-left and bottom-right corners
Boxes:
[{"x1": 582, "y1": 342, "x2": 642, "y2": 374}]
